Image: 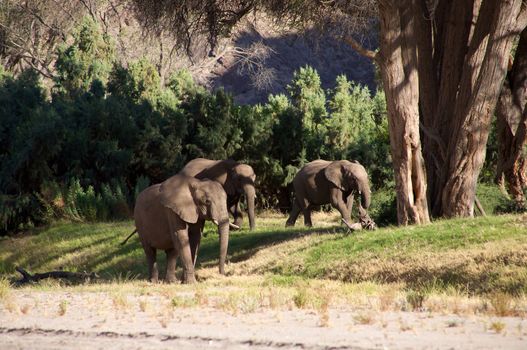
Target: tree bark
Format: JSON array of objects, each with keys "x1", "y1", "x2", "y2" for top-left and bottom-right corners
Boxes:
[
  {"x1": 441, "y1": 0, "x2": 525, "y2": 217},
  {"x1": 378, "y1": 0, "x2": 430, "y2": 225},
  {"x1": 496, "y1": 27, "x2": 527, "y2": 209}
]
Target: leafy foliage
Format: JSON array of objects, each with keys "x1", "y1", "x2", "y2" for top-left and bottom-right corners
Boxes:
[
  {"x1": 54, "y1": 17, "x2": 115, "y2": 97},
  {"x1": 0, "y1": 19, "x2": 393, "y2": 233}
]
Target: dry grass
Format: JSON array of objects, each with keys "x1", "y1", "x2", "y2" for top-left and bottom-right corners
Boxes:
[
  {"x1": 111, "y1": 292, "x2": 130, "y2": 311},
  {"x1": 0, "y1": 278, "x2": 11, "y2": 300},
  {"x1": 489, "y1": 292, "x2": 515, "y2": 317},
  {"x1": 293, "y1": 287, "x2": 309, "y2": 309},
  {"x1": 58, "y1": 300, "x2": 68, "y2": 316},
  {"x1": 1, "y1": 213, "x2": 526, "y2": 320},
  {"x1": 0, "y1": 278, "x2": 17, "y2": 313},
  {"x1": 353, "y1": 312, "x2": 375, "y2": 325},
  {"x1": 4, "y1": 297, "x2": 19, "y2": 314},
  {"x1": 446, "y1": 319, "x2": 461, "y2": 328},
  {"x1": 406, "y1": 290, "x2": 427, "y2": 311},
  {"x1": 171, "y1": 295, "x2": 197, "y2": 308},
  {"x1": 378, "y1": 288, "x2": 397, "y2": 311},
  {"x1": 314, "y1": 287, "x2": 332, "y2": 327},
  {"x1": 139, "y1": 298, "x2": 149, "y2": 312},
  {"x1": 490, "y1": 321, "x2": 506, "y2": 333}
]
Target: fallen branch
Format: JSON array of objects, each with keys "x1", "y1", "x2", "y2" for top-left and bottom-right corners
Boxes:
[
  {"x1": 121, "y1": 229, "x2": 137, "y2": 245},
  {"x1": 14, "y1": 266, "x2": 99, "y2": 285},
  {"x1": 474, "y1": 196, "x2": 487, "y2": 217},
  {"x1": 341, "y1": 218, "x2": 363, "y2": 231}
]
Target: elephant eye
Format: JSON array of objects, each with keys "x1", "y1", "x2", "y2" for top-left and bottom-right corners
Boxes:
[{"x1": 205, "y1": 199, "x2": 212, "y2": 205}]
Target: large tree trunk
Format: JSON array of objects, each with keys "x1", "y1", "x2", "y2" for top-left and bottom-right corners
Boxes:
[
  {"x1": 496, "y1": 27, "x2": 527, "y2": 209},
  {"x1": 378, "y1": 0, "x2": 430, "y2": 225},
  {"x1": 420, "y1": 0, "x2": 475, "y2": 217},
  {"x1": 440, "y1": 0, "x2": 525, "y2": 217}
]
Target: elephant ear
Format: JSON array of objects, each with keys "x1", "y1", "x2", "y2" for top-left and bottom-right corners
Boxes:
[
  {"x1": 159, "y1": 175, "x2": 199, "y2": 224},
  {"x1": 324, "y1": 162, "x2": 345, "y2": 191}
]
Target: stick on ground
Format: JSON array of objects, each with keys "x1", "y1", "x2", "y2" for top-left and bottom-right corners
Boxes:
[{"x1": 14, "y1": 266, "x2": 98, "y2": 285}]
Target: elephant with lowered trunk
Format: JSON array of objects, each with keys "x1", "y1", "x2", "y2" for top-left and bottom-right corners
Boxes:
[
  {"x1": 286, "y1": 160, "x2": 376, "y2": 229},
  {"x1": 180, "y1": 158, "x2": 256, "y2": 230},
  {"x1": 134, "y1": 174, "x2": 236, "y2": 284}
]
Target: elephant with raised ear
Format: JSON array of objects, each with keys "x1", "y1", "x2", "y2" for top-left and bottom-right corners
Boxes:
[
  {"x1": 180, "y1": 158, "x2": 256, "y2": 230},
  {"x1": 286, "y1": 159, "x2": 375, "y2": 229},
  {"x1": 134, "y1": 174, "x2": 236, "y2": 284}
]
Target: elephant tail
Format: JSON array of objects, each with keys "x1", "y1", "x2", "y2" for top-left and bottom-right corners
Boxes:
[{"x1": 121, "y1": 229, "x2": 137, "y2": 245}]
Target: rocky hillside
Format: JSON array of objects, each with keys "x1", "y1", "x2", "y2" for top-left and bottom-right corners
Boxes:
[
  {"x1": 1, "y1": 3, "x2": 376, "y2": 105},
  {"x1": 200, "y1": 19, "x2": 377, "y2": 105}
]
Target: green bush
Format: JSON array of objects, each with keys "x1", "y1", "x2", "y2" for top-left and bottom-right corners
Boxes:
[
  {"x1": 476, "y1": 183, "x2": 516, "y2": 215},
  {"x1": 0, "y1": 17, "x2": 396, "y2": 232}
]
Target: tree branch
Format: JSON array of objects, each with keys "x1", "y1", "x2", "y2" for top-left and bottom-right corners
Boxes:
[
  {"x1": 14, "y1": 266, "x2": 99, "y2": 285},
  {"x1": 340, "y1": 34, "x2": 377, "y2": 61}
]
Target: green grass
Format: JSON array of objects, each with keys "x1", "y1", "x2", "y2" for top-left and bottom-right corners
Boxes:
[{"x1": 1, "y1": 212, "x2": 526, "y2": 296}]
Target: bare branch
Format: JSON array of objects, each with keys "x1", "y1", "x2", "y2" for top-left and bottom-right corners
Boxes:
[{"x1": 340, "y1": 34, "x2": 377, "y2": 61}]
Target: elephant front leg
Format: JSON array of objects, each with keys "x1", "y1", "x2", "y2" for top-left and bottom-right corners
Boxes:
[
  {"x1": 189, "y1": 222, "x2": 203, "y2": 266},
  {"x1": 330, "y1": 188, "x2": 350, "y2": 226},
  {"x1": 143, "y1": 245, "x2": 159, "y2": 283},
  {"x1": 228, "y1": 202, "x2": 242, "y2": 230},
  {"x1": 171, "y1": 228, "x2": 197, "y2": 284},
  {"x1": 346, "y1": 193, "x2": 354, "y2": 220},
  {"x1": 165, "y1": 249, "x2": 177, "y2": 283}
]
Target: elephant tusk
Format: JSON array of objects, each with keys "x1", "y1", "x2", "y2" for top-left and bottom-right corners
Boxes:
[
  {"x1": 229, "y1": 223, "x2": 240, "y2": 230},
  {"x1": 213, "y1": 219, "x2": 219, "y2": 226}
]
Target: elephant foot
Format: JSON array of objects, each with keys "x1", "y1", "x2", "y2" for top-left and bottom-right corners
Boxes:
[
  {"x1": 165, "y1": 275, "x2": 177, "y2": 284},
  {"x1": 182, "y1": 271, "x2": 197, "y2": 284},
  {"x1": 285, "y1": 221, "x2": 295, "y2": 227},
  {"x1": 149, "y1": 277, "x2": 159, "y2": 284}
]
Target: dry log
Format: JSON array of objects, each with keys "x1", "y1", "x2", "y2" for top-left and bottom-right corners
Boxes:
[{"x1": 14, "y1": 266, "x2": 98, "y2": 285}]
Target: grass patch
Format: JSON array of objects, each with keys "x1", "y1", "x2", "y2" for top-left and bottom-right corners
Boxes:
[{"x1": 0, "y1": 213, "x2": 526, "y2": 297}]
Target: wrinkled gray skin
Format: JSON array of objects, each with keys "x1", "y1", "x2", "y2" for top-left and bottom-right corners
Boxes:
[
  {"x1": 286, "y1": 160, "x2": 372, "y2": 227},
  {"x1": 180, "y1": 158, "x2": 256, "y2": 230},
  {"x1": 134, "y1": 174, "x2": 230, "y2": 284}
]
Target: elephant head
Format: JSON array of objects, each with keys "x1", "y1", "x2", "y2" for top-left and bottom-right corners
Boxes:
[
  {"x1": 181, "y1": 158, "x2": 257, "y2": 230},
  {"x1": 229, "y1": 163, "x2": 256, "y2": 230},
  {"x1": 159, "y1": 175, "x2": 231, "y2": 274},
  {"x1": 324, "y1": 160, "x2": 371, "y2": 209}
]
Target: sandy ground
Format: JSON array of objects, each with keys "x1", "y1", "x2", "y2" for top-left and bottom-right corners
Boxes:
[{"x1": 1, "y1": 290, "x2": 526, "y2": 350}]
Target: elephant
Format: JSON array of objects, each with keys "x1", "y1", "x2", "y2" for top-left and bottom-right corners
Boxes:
[
  {"x1": 133, "y1": 174, "x2": 235, "y2": 284},
  {"x1": 180, "y1": 158, "x2": 256, "y2": 230},
  {"x1": 286, "y1": 159, "x2": 375, "y2": 229}
]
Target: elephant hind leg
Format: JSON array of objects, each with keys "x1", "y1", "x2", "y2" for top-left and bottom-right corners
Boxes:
[
  {"x1": 303, "y1": 204, "x2": 313, "y2": 227},
  {"x1": 165, "y1": 249, "x2": 177, "y2": 283},
  {"x1": 286, "y1": 199, "x2": 301, "y2": 227},
  {"x1": 143, "y1": 245, "x2": 159, "y2": 283}
]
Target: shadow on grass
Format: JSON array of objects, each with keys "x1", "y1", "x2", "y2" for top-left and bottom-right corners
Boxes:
[
  {"x1": 196, "y1": 225, "x2": 344, "y2": 268},
  {"x1": 1, "y1": 219, "x2": 348, "y2": 285}
]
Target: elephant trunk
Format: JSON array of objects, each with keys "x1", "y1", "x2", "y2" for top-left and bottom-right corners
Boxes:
[
  {"x1": 218, "y1": 221, "x2": 229, "y2": 275},
  {"x1": 243, "y1": 183, "x2": 256, "y2": 230},
  {"x1": 360, "y1": 183, "x2": 371, "y2": 209}
]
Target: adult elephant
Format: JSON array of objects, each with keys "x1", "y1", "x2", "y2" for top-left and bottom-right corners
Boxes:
[
  {"x1": 133, "y1": 174, "x2": 236, "y2": 284},
  {"x1": 180, "y1": 158, "x2": 256, "y2": 230},
  {"x1": 286, "y1": 159, "x2": 375, "y2": 229}
]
